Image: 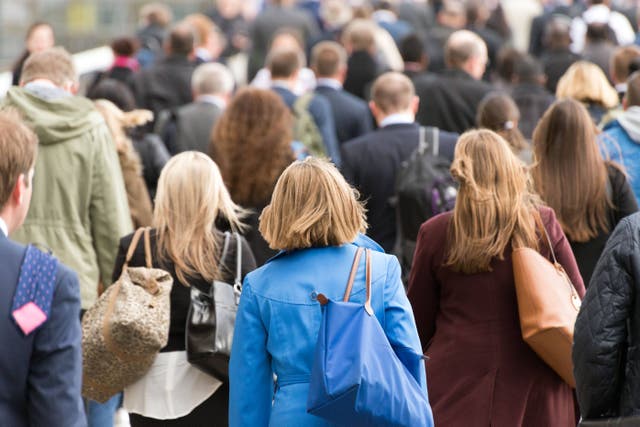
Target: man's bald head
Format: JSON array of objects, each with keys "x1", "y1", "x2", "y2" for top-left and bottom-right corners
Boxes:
[
  {"x1": 445, "y1": 29, "x2": 488, "y2": 80},
  {"x1": 371, "y1": 72, "x2": 416, "y2": 115}
]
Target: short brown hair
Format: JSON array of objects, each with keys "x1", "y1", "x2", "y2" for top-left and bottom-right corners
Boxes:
[
  {"x1": 445, "y1": 30, "x2": 487, "y2": 69},
  {"x1": 259, "y1": 157, "x2": 366, "y2": 250},
  {"x1": 611, "y1": 45, "x2": 640, "y2": 84},
  {"x1": 311, "y1": 41, "x2": 347, "y2": 77},
  {"x1": 166, "y1": 23, "x2": 194, "y2": 56},
  {"x1": 371, "y1": 72, "x2": 415, "y2": 114},
  {"x1": 0, "y1": 109, "x2": 38, "y2": 208},
  {"x1": 20, "y1": 47, "x2": 76, "y2": 86},
  {"x1": 626, "y1": 71, "x2": 640, "y2": 107},
  {"x1": 341, "y1": 19, "x2": 376, "y2": 51},
  {"x1": 267, "y1": 48, "x2": 302, "y2": 79}
]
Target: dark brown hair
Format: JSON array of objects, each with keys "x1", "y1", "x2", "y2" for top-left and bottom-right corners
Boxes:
[
  {"x1": 626, "y1": 71, "x2": 640, "y2": 107},
  {"x1": 209, "y1": 88, "x2": 295, "y2": 207},
  {"x1": 531, "y1": 98, "x2": 611, "y2": 242},
  {"x1": 267, "y1": 48, "x2": 301, "y2": 79},
  {"x1": 0, "y1": 109, "x2": 38, "y2": 208},
  {"x1": 476, "y1": 93, "x2": 528, "y2": 153}
]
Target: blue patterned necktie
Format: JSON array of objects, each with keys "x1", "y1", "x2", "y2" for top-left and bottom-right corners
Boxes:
[{"x1": 11, "y1": 245, "x2": 58, "y2": 336}]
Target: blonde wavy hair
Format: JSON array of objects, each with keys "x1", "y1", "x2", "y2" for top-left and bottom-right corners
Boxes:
[
  {"x1": 260, "y1": 157, "x2": 367, "y2": 251},
  {"x1": 93, "y1": 99, "x2": 152, "y2": 152},
  {"x1": 446, "y1": 129, "x2": 542, "y2": 274},
  {"x1": 154, "y1": 152, "x2": 247, "y2": 284},
  {"x1": 556, "y1": 61, "x2": 619, "y2": 109}
]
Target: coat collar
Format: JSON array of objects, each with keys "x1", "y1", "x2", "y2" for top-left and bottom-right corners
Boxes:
[{"x1": 265, "y1": 233, "x2": 385, "y2": 264}]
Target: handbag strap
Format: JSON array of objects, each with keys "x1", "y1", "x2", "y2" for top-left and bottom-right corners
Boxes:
[
  {"x1": 342, "y1": 248, "x2": 373, "y2": 316},
  {"x1": 534, "y1": 213, "x2": 558, "y2": 265},
  {"x1": 233, "y1": 232, "x2": 243, "y2": 295},
  {"x1": 123, "y1": 227, "x2": 152, "y2": 268},
  {"x1": 343, "y1": 247, "x2": 364, "y2": 301}
]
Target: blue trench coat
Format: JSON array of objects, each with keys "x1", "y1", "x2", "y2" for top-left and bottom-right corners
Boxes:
[{"x1": 229, "y1": 236, "x2": 427, "y2": 426}]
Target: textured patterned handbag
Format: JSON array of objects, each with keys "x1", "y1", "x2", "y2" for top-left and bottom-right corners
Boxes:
[{"x1": 82, "y1": 227, "x2": 173, "y2": 402}]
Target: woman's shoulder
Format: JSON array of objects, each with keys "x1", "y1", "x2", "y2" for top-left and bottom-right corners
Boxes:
[{"x1": 418, "y1": 211, "x2": 453, "y2": 238}]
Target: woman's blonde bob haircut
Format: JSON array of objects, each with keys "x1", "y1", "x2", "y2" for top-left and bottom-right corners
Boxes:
[
  {"x1": 154, "y1": 151, "x2": 247, "y2": 284},
  {"x1": 446, "y1": 129, "x2": 542, "y2": 273},
  {"x1": 259, "y1": 157, "x2": 367, "y2": 250},
  {"x1": 556, "y1": 60, "x2": 619, "y2": 109}
]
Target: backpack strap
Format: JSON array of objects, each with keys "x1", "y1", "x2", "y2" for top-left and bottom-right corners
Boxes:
[
  {"x1": 219, "y1": 231, "x2": 232, "y2": 266},
  {"x1": 418, "y1": 126, "x2": 440, "y2": 157}
]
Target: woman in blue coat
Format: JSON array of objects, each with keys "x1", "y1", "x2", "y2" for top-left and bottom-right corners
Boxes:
[{"x1": 229, "y1": 157, "x2": 427, "y2": 426}]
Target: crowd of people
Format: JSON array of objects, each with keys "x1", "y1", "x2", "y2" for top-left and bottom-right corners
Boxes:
[{"x1": 4, "y1": 0, "x2": 640, "y2": 426}]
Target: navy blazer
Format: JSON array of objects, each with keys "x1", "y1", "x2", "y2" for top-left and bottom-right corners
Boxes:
[
  {"x1": 315, "y1": 84, "x2": 373, "y2": 145},
  {"x1": 341, "y1": 123, "x2": 458, "y2": 252},
  {"x1": 271, "y1": 86, "x2": 341, "y2": 166},
  {"x1": 0, "y1": 233, "x2": 85, "y2": 427}
]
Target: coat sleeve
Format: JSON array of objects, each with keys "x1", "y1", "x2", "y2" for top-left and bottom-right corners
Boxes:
[
  {"x1": 90, "y1": 122, "x2": 133, "y2": 288},
  {"x1": 383, "y1": 256, "x2": 428, "y2": 394},
  {"x1": 573, "y1": 216, "x2": 638, "y2": 418},
  {"x1": 28, "y1": 267, "x2": 86, "y2": 427},
  {"x1": 407, "y1": 222, "x2": 440, "y2": 351},
  {"x1": 229, "y1": 279, "x2": 273, "y2": 427}
]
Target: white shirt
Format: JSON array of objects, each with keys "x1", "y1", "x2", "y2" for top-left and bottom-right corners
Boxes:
[
  {"x1": 196, "y1": 94, "x2": 227, "y2": 110},
  {"x1": 316, "y1": 78, "x2": 343, "y2": 91},
  {"x1": 251, "y1": 67, "x2": 317, "y2": 95},
  {"x1": 570, "y1": 5, "x2": 636, "y2": 53},
  {"x1": 379, "y1": 113, "x2": 414, "y2": 128},
  {"x1": 124, "y1": 351, "x2": 222, "y2": 419},
  {"x1": 0, "y1": 217, "x2": 7, "y2": 237}
]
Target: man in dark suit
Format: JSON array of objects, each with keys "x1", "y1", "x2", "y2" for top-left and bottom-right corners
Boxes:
[
  {"x1": 131, "y1": 23, "x2": 197, "y2": 126},
  {"x1": 158, "y1": 62, "x2": 233, "y2": 154},
  {"x1": 268, "y1": 47, "x2": 341, "y2": 166},
  {"x1": 311, "y1": 41, "x2": 373, "y2": 145},
  {"x1": 342, "y1": 72, "x2": 458, "y2": 252},
  {"x1": 247, "y1": 0, "x2": 319, "y2": 82},
  {"x1": 415, "y1": 29, "x2": 493, "y2": 134},
  {"x1": 0, "y1": 110, "x2": 85, "y2": 427}
]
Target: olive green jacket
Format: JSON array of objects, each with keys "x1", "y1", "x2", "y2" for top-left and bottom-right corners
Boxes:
[{"x1": 4, "y1": 86, "x2": 132, "y2": 309}]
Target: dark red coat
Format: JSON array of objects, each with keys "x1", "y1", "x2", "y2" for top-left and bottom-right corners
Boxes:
[{"x1": 408, "y1": 207, "x2": 586, "y2": 427}]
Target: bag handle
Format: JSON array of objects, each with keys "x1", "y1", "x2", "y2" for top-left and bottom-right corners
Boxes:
[
  {"x1": 233, "y1": 232, "x2": 243, "y2": 296},
  {"x1": 123, "y1": 227, "x2": 153, "y2": 268},
  {"x1": 533, "y1": 213, "x2": 558, "y2": 265},
  {"x1": 341, "y1": 248, "x2": 373, "y2": 316},
  {"x1": 342, "y1": 247, "x2": 364, "y2": 301}
]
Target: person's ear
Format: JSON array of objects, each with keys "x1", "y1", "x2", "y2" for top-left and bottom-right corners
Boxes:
[
  {"x1": 11, "y1": 174, "x2": 26, "y2": 206},
  {"x1": 369, "y1": 100, "x2": 378, "y2": 117},
  {"x1": 411, "y1": 96, "x2": 420, "y2": 114}
]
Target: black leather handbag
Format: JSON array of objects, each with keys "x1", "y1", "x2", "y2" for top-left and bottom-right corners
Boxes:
[
  {"x1": 186, "y1": 232, "x2": 242, "y2": 381},
  {"x1": 579, "y1": 417, "x2": 640, "y2": 426}
]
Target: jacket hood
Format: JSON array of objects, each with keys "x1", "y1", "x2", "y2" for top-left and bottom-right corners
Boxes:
[
  {"x1": 4, "y1": 86, "x2": 104, "y2": 145},
  {"x1": 617, "y1": 106, "x2": 640, "y2": 143}
]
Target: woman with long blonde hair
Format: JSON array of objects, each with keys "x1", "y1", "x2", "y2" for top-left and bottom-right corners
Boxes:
[
  {"x1": 532, "y1": 98, "x2": 637, "y2": 284},
  {"x1": 408, "y1": 129, "x2": 585, "y2": 426},
  {"x1": 111, "y1": 151, "x2": 256, "y2": 426},
  {"x1": 556, "y1": 60, "x2": 620, "y2": 126}
]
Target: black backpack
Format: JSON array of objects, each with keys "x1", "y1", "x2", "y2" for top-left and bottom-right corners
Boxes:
[{"x1": 393, "y1": 127, "x2": 457, "y2": 275}]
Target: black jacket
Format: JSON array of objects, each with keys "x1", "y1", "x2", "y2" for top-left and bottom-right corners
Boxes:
[
  {"x1": 573, "y1": 211, "x2": 640, "y2": 419},
  {"x1": 510, "y1": 82, "x2": 555, "y2": 139},
  {"x1": 414, "y1": 69, "x2": 493, "y2": 134},
  {"x1": 130, "y1": 55, "x2": 196, "y2": 123},
  {"x1": 341, "y1": 122, "x2": 457, "y2": 252},
  {"x1": 314, "y1": 84, "x2": 373, "y2": 145}
]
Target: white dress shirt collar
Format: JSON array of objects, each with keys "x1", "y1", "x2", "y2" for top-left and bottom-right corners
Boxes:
[
  {"x1": 0, "y1": 217, "x2": 8, "y2": 237},
  {"x1": 197, "y1": 94, "x2": 227, "y2": 110},
  {"x1": 316, "y1": 78, "x2": 343, "y2": 91},
  {"x1": 379, "y1": 113, "x2": 415, "y2": 128}
]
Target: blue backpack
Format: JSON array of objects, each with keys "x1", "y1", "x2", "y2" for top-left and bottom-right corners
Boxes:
[{"x1": 307, "y1": 248, "x2": 434, "y2": 427}]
